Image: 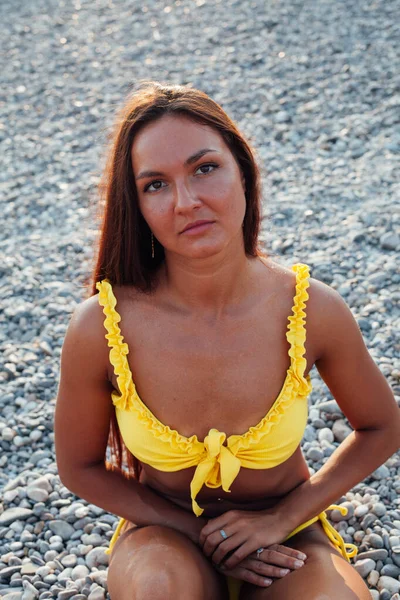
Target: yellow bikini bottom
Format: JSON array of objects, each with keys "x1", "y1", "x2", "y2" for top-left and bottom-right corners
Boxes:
[{"x1": 106, "y1": 504, "x2": 357, "y2": 600}]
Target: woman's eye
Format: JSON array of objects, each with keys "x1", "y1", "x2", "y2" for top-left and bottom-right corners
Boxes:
[
  {"x1": 197, "y1": 163, "x2": 218, "y2": 175},
  {"x1": 143, "y1": 163, "x2": 218, "y2": 193}
]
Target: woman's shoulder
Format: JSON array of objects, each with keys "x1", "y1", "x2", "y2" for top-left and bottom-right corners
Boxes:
[
  {"x1": 259, "y1": 256, "x2": 348, "y2": 358},
  {"x1": 66, "y1": 292, "x2": 111, "y2": 351}
]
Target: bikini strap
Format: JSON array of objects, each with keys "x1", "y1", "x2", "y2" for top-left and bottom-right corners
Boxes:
[
  {"x1": 286, "y1": 263, "x2": 311, "y2": 393},
  {"x1": 96, "y1": 279, "x2": 137, "y2": 411}
]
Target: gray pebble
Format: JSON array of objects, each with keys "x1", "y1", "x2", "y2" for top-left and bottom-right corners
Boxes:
[
  {"x1": 355, "y1": 505, "x2": 369, "y2": 518},
  {"x1": 306, "y1": 447, "x2": 324, "y2": 462},
  {"x1": 372, "y1": 503, "x2": 387, "y2": 517},
  {"x1": 357, "y1": 549, "x2": 389, "y2": 561},
  {"x1": 58, "y1": 591, "x2": 80, "y2": 600},
  {"x1": 373, "y1": 466, "x2": 390, "y2": 480},
  {"x1": 367, "y1": 570, "x2": 380, "y2": 587},
  {"x1": 84, "y1": 548, "x2": 109, "y2": 570},
  {"x1": 354, "y1": 558, "x2": 376, "y2": 578},
  {"x1": 71, "y1": 565, "x2": 89, "y2": 581},
  {"x1": 332, "y1": 419, "x2": 352, "y2": 442},
  {"x1": 88, "y1": 587, "x2": 105, "y2": 600},
  {"x1": 380, "y1": 564, "x2": 400, "y2": 578},
  {"x1": 60, "y1": 555, "x2": 78, "y2": 569},
  {"x1": 377, "y1": 576, "x2": 400, "y2": 594},
  {"x1": 47, "y1": 521, "x2": 75, "y2": 541},
  {"x1": 367, "y1": 533, "x2": 384, "y2": 549}
]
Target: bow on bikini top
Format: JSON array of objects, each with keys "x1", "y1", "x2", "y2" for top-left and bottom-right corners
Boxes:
[{"x1": 96, "y1": 263, "x2": 312, "y2": 517}]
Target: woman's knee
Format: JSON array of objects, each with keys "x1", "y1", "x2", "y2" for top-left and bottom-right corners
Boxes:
[{"x1": 108, "y1": 524, "x2": 227, "y2": 600}]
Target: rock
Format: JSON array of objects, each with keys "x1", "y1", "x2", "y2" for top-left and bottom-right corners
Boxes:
[
  {"x1": 26, "y1": 488, "x2": 49, "y2": 503},
  {"x1": 379, "y1": 232, "x2": 400, "y2": 250},
  {"x1": 47, "y1": 521, "x2": 75, "y2": 540},
  {"x1": 318, "y1": 428, "x2": 334, "y2": 443},
  {"x1": 380, "y1": 564, "x2": 400, "y2": 578},
  {"x1": 376, "y1": 576, "x2": 400, "y2": 594},
  {"x1": 0, "y1": 565, "x2": 23, "y2": 579},
  {"x1": 306, "y1": 447, "x2": 324, "y2": 462},
  {"x1": 357, "y1": 549, "x2": 388, "y2": 561},
  {"x1": 20, "y1": 562, "x2": 37, "y2": 575},
  {"x1": 71, "y1": 565, "x2": 89, "y2": 581},
  {"x1": 85, "y1": 548, "x2": 109, "y2": 569},
  {"x1": 332, "y1": 419, "x2": 352, "y2": 442},
  {"x1": 372, "y1": 465, "x2": 390, "y2": 480},
  {"x1": 355, "y1": 505, "x2": 369, "y2": 518},
  {"x1": 367, "y1": 569, "x2": 379, "y2": 587},
  {"x1": 80, "y1": 533, "x2": 103, "y2": 547},
  {"x1": 88, "y1": 587, "x2": 106, "y2": 600},
  {"x1": 0, "y1": 508, "x2": 33, "y2": 526},
  {"x1": 58, "y1": 591, "x2": 79, "y2": 600},
  {"x1": 367, "y1": 533, "x2": 384, "y2": 549},
  {"x1": 60, "y1": 555, "x2": 78, "y2": 568},
  {"x1": 354, "y1": 558, "x2": 376, "y2": 578},
  {"x1": 372, "y1": 503, "x2": 387, "y2": 517}
]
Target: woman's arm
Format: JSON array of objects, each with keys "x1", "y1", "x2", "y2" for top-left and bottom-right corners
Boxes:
[
  {"x1": 59, "y1": 462, "x2": 206, "y2": 545},
  {"x1": 54, "y1": 297, "x2": 207, "y2": 546},
  {"x1": 275, "y1": 283, "x2": 400, "y2": 533},
  {"x1": 199, "y1": 281, "x2": 400, "y2": 570}
]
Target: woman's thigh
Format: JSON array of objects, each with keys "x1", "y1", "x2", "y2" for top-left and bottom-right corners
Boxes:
[
  {"x1": 239, "y1": 521, "x2": 370, "y2": 600},
  {"x1": 107, "y1": 520, "x2": 229, "y2": 600}
]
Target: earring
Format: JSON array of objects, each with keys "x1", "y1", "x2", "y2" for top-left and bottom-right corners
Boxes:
[{"x1": 151, "y1": 232, "x2": 155, "y2": 258}]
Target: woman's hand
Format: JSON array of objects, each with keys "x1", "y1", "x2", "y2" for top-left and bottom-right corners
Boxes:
[
  {"x1": 212, "y1": 544, "x2": 307, "y2": 588},
  {"x1": 199, "y1": 508, "x2": 297, "y2": 570}
]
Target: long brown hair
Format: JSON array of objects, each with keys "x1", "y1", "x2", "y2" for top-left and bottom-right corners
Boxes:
[{"x1": 87, "y1": 80, "x2": 268, "y2": 482}]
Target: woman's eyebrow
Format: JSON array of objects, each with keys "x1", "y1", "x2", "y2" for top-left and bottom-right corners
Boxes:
[{"x1": 135, "y1": 148, "x2": 220, "y2": 180}]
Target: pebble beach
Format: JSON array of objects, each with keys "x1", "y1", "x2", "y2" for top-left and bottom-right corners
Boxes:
[{"x1": 1, "y1": 0, "x2": 399, "y2": 598}]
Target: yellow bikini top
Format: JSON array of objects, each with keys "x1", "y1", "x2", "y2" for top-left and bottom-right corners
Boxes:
[{"x1": 96, "y1": 263, "x2": 312, "y2": 517}]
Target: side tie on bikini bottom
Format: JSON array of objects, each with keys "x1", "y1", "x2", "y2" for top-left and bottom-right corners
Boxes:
[{"x1": 283, "y1": 504, "x2": 358, "y2": 562}]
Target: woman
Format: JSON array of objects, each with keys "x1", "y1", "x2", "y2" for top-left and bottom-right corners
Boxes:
[{"x1": 55, "y1": 81, "x2": 399, "y2": 600}]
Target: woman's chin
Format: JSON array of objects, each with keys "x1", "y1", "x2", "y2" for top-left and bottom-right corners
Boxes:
[{"x1": 179, "y1": 243, "x2": 229, "y2": 261}]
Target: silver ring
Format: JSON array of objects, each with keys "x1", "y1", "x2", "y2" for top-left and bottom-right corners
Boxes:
[
  {"x1": 256, "y1": 547, "x2": 264, "y2": 558},
  {"x1": 220, "y1": 529, "x2": 228, "y2": 540}
]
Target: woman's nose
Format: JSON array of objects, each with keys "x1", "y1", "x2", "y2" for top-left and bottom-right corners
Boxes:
[{"x1": 174, "y1": 181, "x2": 201, "y2": 211}]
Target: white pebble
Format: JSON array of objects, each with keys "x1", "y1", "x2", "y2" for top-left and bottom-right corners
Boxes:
[{"x1": 318, "y1": 427, "x2": 334, "y2": 443}]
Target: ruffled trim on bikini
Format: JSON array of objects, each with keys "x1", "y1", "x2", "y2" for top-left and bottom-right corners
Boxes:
[
  {"x1": 96, "y1": 279, "x2": 201, "y2": 454},
  {"x1": 227, "y1": 263, "x2": 312, "y2": 453},
  {"x1": 228, "y1": 367, "x2": 312, "y2": 453},
  {"x1": 96, "y1": 279, "x2": 140, "y2": 412},
  {"x1": 96, "y1": 265, "x2": 312, "y2": 456},
  {"x1": 285, "y1": 263, "x2": 310, "y2": 394},
  {"x1": 125, "y1": 391, "x2": 201, "y2": 454}
]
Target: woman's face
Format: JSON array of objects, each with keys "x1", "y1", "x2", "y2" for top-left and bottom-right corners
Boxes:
[{"x1": 131, "y1": 114, "x2": 246, "y2": 260}]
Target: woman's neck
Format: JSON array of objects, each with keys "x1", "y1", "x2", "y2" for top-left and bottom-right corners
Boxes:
[{"x1": 159, "y1": 246, "x2": 256, "y2": 320}]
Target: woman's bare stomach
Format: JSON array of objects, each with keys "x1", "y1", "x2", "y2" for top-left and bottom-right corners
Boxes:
[{"x1": 138, "y1": 445, "x2": 311, "y2": 518}]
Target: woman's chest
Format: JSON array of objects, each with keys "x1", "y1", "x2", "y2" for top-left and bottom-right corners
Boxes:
[{"x1": 109, "y1": 293, "x2": 313, "y2": 440}]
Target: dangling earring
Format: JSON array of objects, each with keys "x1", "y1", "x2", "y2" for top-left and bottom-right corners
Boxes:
[{"x1": 151, "y1": 232, "x2": 155, "y2": 258}]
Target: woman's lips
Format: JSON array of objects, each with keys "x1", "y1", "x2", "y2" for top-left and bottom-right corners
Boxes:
[{"x1": 181, "y1": 221, "x2": 214, "y2": 235}]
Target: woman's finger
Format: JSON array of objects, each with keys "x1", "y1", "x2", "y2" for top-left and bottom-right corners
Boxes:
[
  {"x1": 208, "y1": 532, "x2": 244, "y2": 564},
  {"x1": 243, "y1": 557, "x2": 300, "y2": 579},
  {"x1": 268, "y1": 544, "x2": 307, "y2": 561},
  {"x1": 216, "y1": 565, "x2": 273, "y2": 588},
  {"x1": 249, "y1": 548, "x2": 306, "y2": 570}
]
